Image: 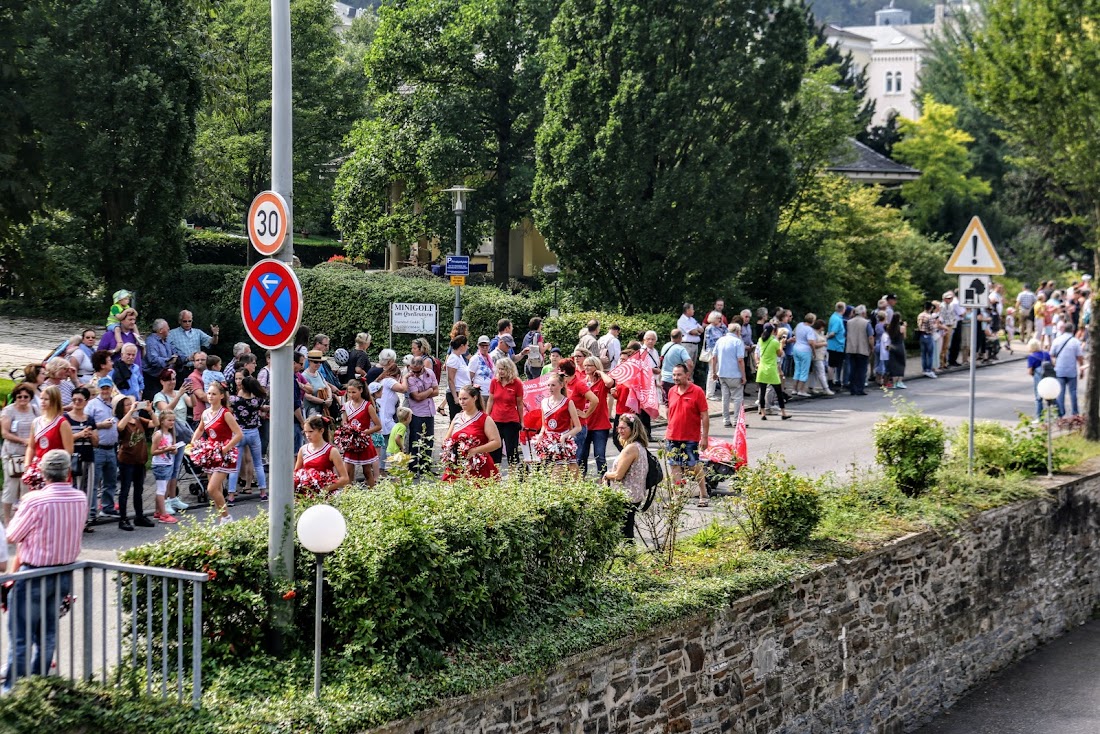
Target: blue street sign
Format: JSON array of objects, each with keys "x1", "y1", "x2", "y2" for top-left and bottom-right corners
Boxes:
[{"x1": 445, "y1": 255, "x2": 470, "y2": 276}]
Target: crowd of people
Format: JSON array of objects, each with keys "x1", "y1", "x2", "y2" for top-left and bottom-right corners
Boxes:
[{"x1": 1, "y1": 277, "x2": 1093, "y2": 537}]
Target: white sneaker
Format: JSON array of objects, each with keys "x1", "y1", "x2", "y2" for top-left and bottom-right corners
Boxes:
[
  {"x1": 170, "y1": 497, "x2": 190, "y2": 512},
  {"x1": 895, "y1": 381, "x2": 907, "y2": 389},
  {"x1": 163, "y1": 504, "x2": 176, "y2": 516},
  {"x1": 928, "y1": 372, "x2": 938, "y2": 379},
  {"x1": 218, "y1": 515, "x2": 234, "y2": 526},
  {"x1": 823, "y1": 389, "x2": 835, "y2": 396}
]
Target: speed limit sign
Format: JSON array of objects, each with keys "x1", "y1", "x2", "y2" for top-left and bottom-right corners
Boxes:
[{"x1": 247, "y1": 191, "x2": 290, "y2": 256}]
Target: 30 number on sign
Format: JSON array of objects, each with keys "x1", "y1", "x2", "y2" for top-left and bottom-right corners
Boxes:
[{"x1": 247, "y1": 191, "x2": 291, "y2": 256}]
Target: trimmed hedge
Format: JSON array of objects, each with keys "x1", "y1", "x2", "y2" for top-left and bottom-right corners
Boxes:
[
  {"x1": 183, "y1": 230, "x2": 347, "y2": 267},
  {"x1": 121, "y1": 475, "x2": 626, "y2": 664},
  {"x1": 541, "y1": 311, "x2": 678, "y2": 354}
]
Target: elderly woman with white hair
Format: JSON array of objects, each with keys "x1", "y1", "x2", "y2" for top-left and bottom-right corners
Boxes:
[{"x1": 42, "y1": 357, "x2": 77, "y2": 410}]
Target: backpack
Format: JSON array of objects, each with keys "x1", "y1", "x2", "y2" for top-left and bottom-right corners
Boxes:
[{"x1": 640, "y1": 448, "x2": 663, "y2": 511}]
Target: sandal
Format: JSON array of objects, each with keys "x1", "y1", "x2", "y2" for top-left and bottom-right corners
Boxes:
[{"x1": 697, "y1": 499, "x2": 709, "y2": 508}]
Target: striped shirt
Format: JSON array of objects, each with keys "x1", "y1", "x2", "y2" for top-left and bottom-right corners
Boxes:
[
  {"x1": 1016, "y1": 290, "x2": 1037, "y2": 314},
  {"x1": 6, "y1": 482, "x2": 86, "y2": 567}
]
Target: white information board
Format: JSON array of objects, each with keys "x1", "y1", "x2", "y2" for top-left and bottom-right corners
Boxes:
[{"x1": 390, "y1": 302, "x2": 438, "y2": 335}]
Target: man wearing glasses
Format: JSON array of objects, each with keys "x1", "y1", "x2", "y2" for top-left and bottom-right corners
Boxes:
[{"x1": 167, "y1": 310, "x2": 220, "y2": 380}]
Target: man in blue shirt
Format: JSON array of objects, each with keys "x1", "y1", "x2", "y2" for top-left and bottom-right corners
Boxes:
[
  {"x1": 660, "y1": 329, "x2": 692, "y2": 401},
  {"x1": 713, "y1": 325, "x2": 747, "y2": 427},
  {"x1": 87, "y1": 378, "x2": 119, "y2": 518},
  {"x1": 826, "y1": 301, "x2": 846, "y2": 388},
  {"x1": 142, "y1": 319, "x2": 181, "y2": 400},
  {"x1": 167, "y1": 310, "x2": 219, "y2": 378}
]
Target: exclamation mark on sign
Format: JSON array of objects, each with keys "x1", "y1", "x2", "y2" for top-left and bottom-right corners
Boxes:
[{"x1": 971, "y1": 235, "x2": 979, "y2": 265}]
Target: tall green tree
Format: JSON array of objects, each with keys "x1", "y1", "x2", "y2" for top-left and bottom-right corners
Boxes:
[
  {"x1": 0, "y1": 0, "x2": 40, "y2": 249},
  {"x1": 17, "y1": 0, "x2": 202, "y2": 298},
  {"x1": 532, "y1": 0, "x2": 808, "y2": 312},
  {"x1": 190, "y1": 0, "x2": 360, "y2": 231},
  {"x1": 893, "y1": 96, "x2": 990, "y2": 235},
  {"x1": 964, "y1": 0, "x2": 1100, "y2": 438},
  {"x1": 333, "y1": 0, "x2": 551, "y2": 282}
]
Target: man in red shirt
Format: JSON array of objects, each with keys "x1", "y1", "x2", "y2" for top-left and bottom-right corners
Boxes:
[
  {"x1": 4, "y1": 449, "x2": 86, "y2": 691},
  {"x1": 665, "y1": 364, "x2": 710, "y2": 506},
  {"x1": 559, "y1": 361, "x2": 596, "y2": 469}
]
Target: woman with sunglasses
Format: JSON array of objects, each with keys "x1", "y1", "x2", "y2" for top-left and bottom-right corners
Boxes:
[
  {"x1": 65, "y1": 387, "x2": 98, "y2": 533},
  {"x1": 1, "y1": 383, "x2": 38, "y2": 524},
  {"x1": 603, "y1": 413, "x2": 650, "y2": 539},
  {"x1": 69, "y1": 329, "x2": 99, "y2": 383}
]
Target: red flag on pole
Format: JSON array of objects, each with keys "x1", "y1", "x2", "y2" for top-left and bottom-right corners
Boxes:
[{"x1": 607, "y1": 353, "x2": 660, "y2": 417}]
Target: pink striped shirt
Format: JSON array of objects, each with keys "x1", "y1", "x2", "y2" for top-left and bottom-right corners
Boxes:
[{"x1": 6, "y1": 482, "x2": 86, "y2": 567}]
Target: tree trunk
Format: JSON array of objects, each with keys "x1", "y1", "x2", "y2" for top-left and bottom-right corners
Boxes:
[
  {"x1": 493, "y1": 226, "x2": 509, "y2": 285},
  {"x1": 1086, "y1": 246, "x2": 1100, "y2": 440}
]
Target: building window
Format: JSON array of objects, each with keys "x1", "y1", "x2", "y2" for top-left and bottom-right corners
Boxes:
[
  {"x1": 885, "y1": 71, "x2": 894, "y2": 94},
  {"x1": 895, "y1": 71, "x2": 903, "y2": 94}
]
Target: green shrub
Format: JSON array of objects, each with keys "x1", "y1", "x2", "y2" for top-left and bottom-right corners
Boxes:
[
  {"x1": 873, "y1": 407, "x2": 945, "y2": 497},
  {"x1": 183, "y1": 229, "x2": 347, "y2": 267},
  {"x1": 731, "y1": 455, "x2": 823, "y2": 549},
  {"x1": 541, "y1": 311, "x2": 678, "y2": 353},
  {"x1": 122, "y1": 474, "x2": 626, "y2": 665},
  {"x1": 947, "y1": 417, "x2": 1068, "y2": 476}
]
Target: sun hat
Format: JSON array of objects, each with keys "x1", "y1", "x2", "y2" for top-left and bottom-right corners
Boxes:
[
  {"x1": 306, "y1": 349, "x2": 325, "y2": 362},
  {"x1": 112, "y1": 289, "x2": 132, "y2": 303}
]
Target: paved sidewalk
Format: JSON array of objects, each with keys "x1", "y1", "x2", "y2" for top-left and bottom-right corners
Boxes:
[{"x1": 0, "y1": 315, "x2": 86, "y2": 376}]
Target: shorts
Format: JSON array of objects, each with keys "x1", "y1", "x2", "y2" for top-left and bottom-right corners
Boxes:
[
  {"x1": 827, "y1": 350, "x2": 846, "y2": 369},
  {"x1": 152, "y1": 464, "x2": 175, "y2": 481},
  {"x1": 665, "y1": 440, "x2": 699, "y2": 468}
]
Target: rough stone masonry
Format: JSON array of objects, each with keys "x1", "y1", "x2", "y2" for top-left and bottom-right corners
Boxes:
[{"x1": 369, "y1": 464, "x2": 1100, "y2": 734}]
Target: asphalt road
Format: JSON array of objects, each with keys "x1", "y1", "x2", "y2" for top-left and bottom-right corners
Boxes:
[{"x1": 914, "y1": 619, "x2": 1100, "y2": 734}]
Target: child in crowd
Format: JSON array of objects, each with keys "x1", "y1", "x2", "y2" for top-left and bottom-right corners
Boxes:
[
  {"x1": 387, "y1": 407, "x2": 412, "y2": 457},
  {"x1": 150, "y1": 411, "x2": 180, "y2": 524},
  {"x1": 202, "y1": 355, "x2": 226, "y2": 391},
  {"x1": 106, "y1": 289, "x2": 143, "y2": 346}
]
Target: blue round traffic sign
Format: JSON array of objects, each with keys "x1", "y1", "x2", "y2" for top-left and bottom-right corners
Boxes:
[{"x1": 240, "y1": 259, "x2": 303, "y2": 350}]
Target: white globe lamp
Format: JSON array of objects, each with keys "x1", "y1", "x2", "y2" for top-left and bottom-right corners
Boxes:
[{"x1": 296, "y1": 504, "x2": 347, "y2": 697}]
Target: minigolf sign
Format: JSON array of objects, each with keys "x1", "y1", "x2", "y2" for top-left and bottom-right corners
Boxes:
[
  {"x1": 945, "y1": 216, "x2": 1005, "y2": 275},
  {"x1": 240, "y1": 259, "x2": 303, "y2": 350}
]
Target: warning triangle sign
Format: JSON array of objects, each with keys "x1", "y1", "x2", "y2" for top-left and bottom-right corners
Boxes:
[{"x1": 945, "y1": 216, "x2": 1005, "y2": 275}]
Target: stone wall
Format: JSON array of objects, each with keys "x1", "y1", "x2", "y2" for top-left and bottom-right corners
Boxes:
[{"x1": 369, "y1": 468, "x2": 1100, "y2": 734}]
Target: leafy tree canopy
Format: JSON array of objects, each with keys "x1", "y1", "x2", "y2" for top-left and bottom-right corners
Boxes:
[
  {"x1": 893, "y1": 95, "x2": 990, "y2": 235},
  {"x1": 532, "y1": 0, "x2": 808, "y2": 312}
]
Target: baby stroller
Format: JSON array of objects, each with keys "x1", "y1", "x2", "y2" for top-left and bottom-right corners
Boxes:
[
  {"x1": 700, "y1": 407, "x2": 748, "y2": 495},
  {"x1": 180, "y1": 444, "x2": 210, "y2": 506}
]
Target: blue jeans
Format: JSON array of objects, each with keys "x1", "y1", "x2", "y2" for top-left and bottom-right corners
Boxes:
[
  {"x1": 1033, "y1": 372, "x2": 1046, "y2": 418},
  {"x1": 919, "y1": 333, "x2": 935, "y2": 372},
  {"x1": 4, "y1": 571, "x2": 71, "y2": 690},
  {"x1": 228, "y1": 428, "x2": 266, "y2": 494},
  {"x1": 578, "y1": 427, "x2": 609, "y2": 477},
  {"x1": 409, "y1": 415, "x2": 435, "y2": 476},
  {"x1": 294, "y1": 422, "x2": 304, "y2": 454},
  {"x1": 1056, "y1": 375, "x2": 1079, "y2": 417},
  {"x1": 92, "y1": 447, "x2": 118, "y2": 513}
]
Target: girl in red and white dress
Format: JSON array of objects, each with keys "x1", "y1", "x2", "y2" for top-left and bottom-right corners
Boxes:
[
  {"x1": 535, "y1": 372, "x2": 581, "y2": 478},
  {"x1": 23, "y1": 385, "x2": 74, "y2": 490},
  {"x1": 192, "y1": 381, "x2": 243, "y2": 523},
  {"x1": 337, "y1": 379, "x2": 379, "y2": 487},
  {"x1": 294, "y1": 414, "x2": 350, "y2": 497},
  {"x1": 440, "y1": 385, "x2": 501, "y2": 481}
]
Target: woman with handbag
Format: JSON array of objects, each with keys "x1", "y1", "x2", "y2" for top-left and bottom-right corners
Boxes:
[
  {"x1": 603, "y1": 413, "x2": 649, "y2": 539},
  {"x1": 65, "y1": 387, "x2": 98, "y2": 533},
  {"x1": 1, "y1": 383, "x2": 38, "y2": 524}
]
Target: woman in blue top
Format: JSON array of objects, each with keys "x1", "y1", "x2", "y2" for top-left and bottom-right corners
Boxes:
[
  {"x1": 703, "y1": 312, "x2": 727, "y2": 399},
  {"x1": 791, "y1": 313, "x2": 818, "y2": 397},
  {"x1": 1026, "y1": 338, "x2": 1052, "y2": 418}
]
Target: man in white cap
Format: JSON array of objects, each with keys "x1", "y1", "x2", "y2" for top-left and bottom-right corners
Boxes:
[{"x1": 939, "y1": 291, "x2": 958, "y2": 368}]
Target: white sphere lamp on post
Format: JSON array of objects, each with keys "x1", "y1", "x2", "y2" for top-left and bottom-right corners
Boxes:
[
  {"x1": 296, "y1": 504, "x2": 347, "y2": 697},
  {"x1": 1037, "y1": 376, "x2": 1061, "y2": 478}
]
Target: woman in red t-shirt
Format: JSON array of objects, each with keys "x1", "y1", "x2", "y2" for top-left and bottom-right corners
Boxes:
[
  {"x1": 485, "y1": 358, "x2": 525, "y2": 471},
  {"x1": 579, "y1": 356, "x2": 615, "y2": 477}
]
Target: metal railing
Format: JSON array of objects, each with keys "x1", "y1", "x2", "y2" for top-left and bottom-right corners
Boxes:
[{"x1": 0, "y1": 560, "x2": 207, "y2": 707}]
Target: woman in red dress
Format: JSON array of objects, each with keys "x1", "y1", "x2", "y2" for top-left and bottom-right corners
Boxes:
[
  {"x1": 23, "y1": 385, "x2": 74, "y2": 490},
  {"x1": 336, "y1": 378, "x2": 380, "y2": 487},
  {"x1": 535, "y1": 372, "x2": 581, "y2": 478},
  {"x1": 441, "y1": 384, "x2": 501, "y2": 481},
  {"x1": 193, "y1": 381, "x2": 243, "y2": 523},
  {"x1": 294, "y1": 414, "x2": 350, "y2": 497}
]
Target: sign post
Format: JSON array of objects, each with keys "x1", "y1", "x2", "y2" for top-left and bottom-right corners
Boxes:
[
  {"x1": 945, "y1": 216, "x2": 1005, "y2": 474},
  {"x1": 267, "y1": 0, "x2": 296, "y2": 649},
  {"x1": 446, "y1": 255, "x2": 470, "y2": 324}
]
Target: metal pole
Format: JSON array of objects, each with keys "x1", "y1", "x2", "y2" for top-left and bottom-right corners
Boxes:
[
  {"x1": 269, "y1": 0, "x2": 295, "y2": 642},
  {"x1": 1047, "y1": 402, "x2": 1054, "y2": 478},
  {"x1": 313, "y1": 554, "x2": 324, "y2": 698},
  {"x1": 967, "y1": 310, "x2": 977, "y2": 474},
  {"x1": 453, "y1": 212, "x2": 463, "y2": 324}
]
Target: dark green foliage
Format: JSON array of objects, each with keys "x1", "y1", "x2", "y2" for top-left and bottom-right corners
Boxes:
[
  {"x1": 533, "y1": 0, "x2": 808, "y2": 312},
  {"x1": 334, "y1": 0, "x2": 552, "y2": 283},
  {"x1": 733, "y1": 455, "x2": 824, "y2": 549},
  {"x1": 0, "y1": 0, "x2": 40, "y2": 246},
  {"x1": 20, "y1": 0, "x2": 202, "y2": 301},
  {"x1": 182, "y1": 230, "x2": 346, "y2": 267},
  {"x1": 122, "y1": 475, "x2": 626, "y2": 664},
  {"x1": 873, "y1": 408, "x2": 946, "y2": 497}
]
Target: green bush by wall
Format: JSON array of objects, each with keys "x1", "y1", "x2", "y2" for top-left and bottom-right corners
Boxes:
[{"x1": 121, "y1": 475, "x2": 626, "y2": 664}]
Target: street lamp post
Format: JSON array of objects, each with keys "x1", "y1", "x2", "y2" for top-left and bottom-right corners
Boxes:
[
  {"x1": 443, "y1": 186, "x2": 473, "y2": 325},
  {"x1": 1037, "y1": 377, "x2": 1061, "y2": 478},
  {"x1": 296, "y1": 504, "x2": 348, "y2": 698},
  {"x1": 542, "y1": 264, "x2": 560, "y2": 318}
]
